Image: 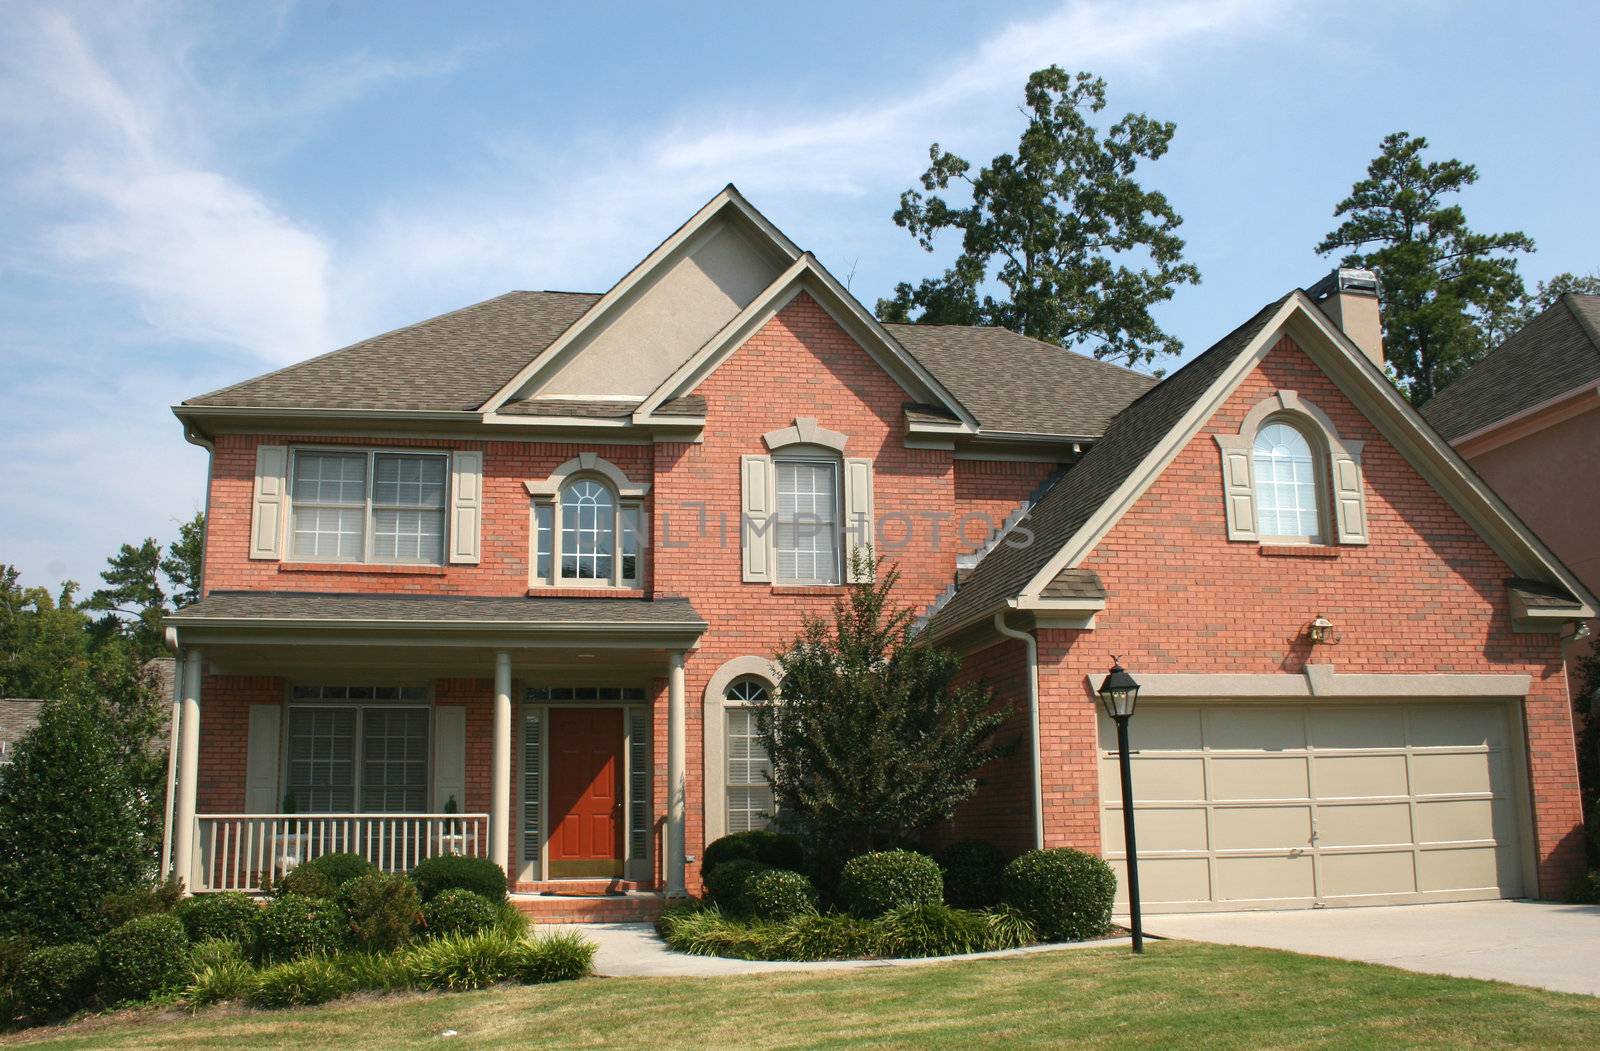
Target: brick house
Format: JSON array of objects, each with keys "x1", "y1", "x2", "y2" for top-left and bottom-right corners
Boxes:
[{"x1": 162, "y1": 189, "x2": 1594, "y2": 918}]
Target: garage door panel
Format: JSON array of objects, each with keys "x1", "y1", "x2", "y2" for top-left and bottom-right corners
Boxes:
[
  {"x1": 1309, "y1": 707, "x2": 1405, "y2": 749},
  {"x1": 1409, "y1": 705, "x2": 1504, "y2": 749},
  {"x1": 1215, "y1": 854, "x2": 1315, "y2": 902},
  {"x1": 1104, "y1": 807, "x2": 1207, "y2": 853},
  {"x1": 1320, "y1": 850, "x2": 1417, "y2": 897},
  {"x1": 1211, "y1": 806, "x2": 1309, "y2": 850},
  {"x1": 1418, "y1": 846, "x2": 1500, "y2": 892},
  {"x1": 1317, "y1": 802, "x2": 1413, "y2": 847},
  {"x1": 1411, "y1": 751, "x2": 1495, "y2": 796},
  {"x1": 1117, "y1": 706, "x2": 1204, "y2": 751},
  {"x1": 1206, "y1": 707, "x2": 1306, "y2": 751},
  {"x1": 1415, "y1": 798, "x2": 1497, "y2": 844},
  {"x1": 1315, "y1": 754, "x2": 1409, "y2": 797},
  {"x1": 1112, "y1": 856, "x2": 1212, "y2": 906},
  {"x1": 1209, "y1": 755, "x2": 1308, "y2": 800},
  {"x1": 1116, "y1": 756, "x2": 1205, "y2": 803}
]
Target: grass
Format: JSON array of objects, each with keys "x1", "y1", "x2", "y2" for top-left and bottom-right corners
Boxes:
[{"x1": 5, "y1": 941, "x2": 1598, "y2": 1050}]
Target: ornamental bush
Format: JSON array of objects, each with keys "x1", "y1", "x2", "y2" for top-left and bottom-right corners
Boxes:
[
  {"x1": 743, "y1": 868, "x2": 818, "y2": 921},
  {"x1": 339, "y1": 873, "x2": 422, "y2": 952},
  {"x1": 98, "y1": 913, "x2": 190, "y2": 1004},
  {"x1": 839, "y1": 850, "x2": 943, "y2": 918},
  {"x1": 1567, "y1": 870, "x2": 1600, "y2": 905},
  {"x1": 98, "y1": 880, "x2": 183, "y2": 931},
  {"x1": 175, "y1": 891, "x2": 260, "y2": 944},
  {"x1": 701, "y1": 830, "x2": 806, "y2": 878},
  {"x1": 701, "y1": 858, "x2": 770, "y2": 916},
  {"x1": 297, "y1": 852, "x2": 375, "y2": 888},
  {"x1": 246, "y1": 955, "x2": 354, "y2": 1009},
  {"x1": 936, "y1": 840, "x2": 1008, "y2": 908},
  {"x1": 409, "y1": 855, "x2": 508, "y2": 903},
  {"x1": 1001, "y1": 847, "x2": 1117, "y2": 942},
  {"x1": 13, "y1": 943, "x2": 100, "y2": 1021},
  {"x1": 275, "y1": 866, "x2": 339, "y2": 901},
  {"x1": 254, "y1": 894, "x2": 347, "y2": 964},
  {"x1": 423, "y1": 888, "x2": 498, "y2": 939}
]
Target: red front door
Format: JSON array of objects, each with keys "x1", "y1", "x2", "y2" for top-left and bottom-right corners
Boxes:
[{"x1": 547, "y1": 708, "x2": 624, "y2": 878}]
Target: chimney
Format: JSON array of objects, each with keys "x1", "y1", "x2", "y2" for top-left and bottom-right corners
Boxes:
[{"x1": 1309, "y1": 268, "x2": 1384, "y2": 368}]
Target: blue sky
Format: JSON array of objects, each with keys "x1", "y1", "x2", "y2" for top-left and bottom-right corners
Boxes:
[{"x1": 2, "y1": 0, "x2": 1597, "y2": 593}]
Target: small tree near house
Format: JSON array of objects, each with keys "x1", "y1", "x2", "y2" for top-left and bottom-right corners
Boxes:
[{"x1": 756, "y1": 553, "x2": 1011, "y2": 886}]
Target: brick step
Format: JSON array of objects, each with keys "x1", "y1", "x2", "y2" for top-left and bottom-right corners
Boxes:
[
  {"x1": 512, "y1": 892, "x2": 663, "y2": 924},
  {"x1": 513, "y1": 879, "x2": 654, "y2": 896}
]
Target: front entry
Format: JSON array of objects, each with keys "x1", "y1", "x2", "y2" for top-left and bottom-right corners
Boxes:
[{"x1": 546, "y1": 707, "x2": 625, "y2": 878}]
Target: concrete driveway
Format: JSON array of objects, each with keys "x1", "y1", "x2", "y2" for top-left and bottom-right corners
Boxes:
[{"x1": 1146, "y1": 900, "x2": 1600, "y2": 997}]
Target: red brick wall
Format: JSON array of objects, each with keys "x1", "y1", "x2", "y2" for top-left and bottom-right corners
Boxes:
[
  {"x1": 952, "y1": 460, "x2": 1059, "y2": 555},
  {"x1": 195, "y1": 675, "x2": 282, "y2": 813},
  {"x1": 935, "y1": 637, "x2": 1037, "y2": 857},
  {"x1": 1030, "y1": 336, "x2": 1583, "y2": 894}
]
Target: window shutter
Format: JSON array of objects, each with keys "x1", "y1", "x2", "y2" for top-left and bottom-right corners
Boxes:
[
  {"x1": 433, "y1": 705, "x2": 466, "y2": 812},
  {"x1": 1331, "y1": 445, "x2": 1369, "y2": 545},
  {"x1": 249, "y1": 445, "x2": 288, "y2": 560},
  {"x1": 1214, "y1": 437, "x2": 1258, "y2": 542},
  {"x1": 740, "y1": 455, "x2": 774, "y2": 582},
  {"x1": 448, "y1": 451, "x2": 483, "y2": 564},
  {"x1": 843, "y1": 457, "x2": 875, "y2": 582},
  {"x1": 244, "y1": 705, "x2": 281, "y2": 813}
]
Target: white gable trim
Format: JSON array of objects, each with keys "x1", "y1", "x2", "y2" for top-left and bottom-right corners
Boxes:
[
  {"x1": 632, "y1": 253, "x2": 976, "y2": 430},
  {"x1": 479, "y1": 185, "x2": 802, "y2": 414},
  {"x1": 1015, "y1": 293, "x2": 1597, "y2": 618}
]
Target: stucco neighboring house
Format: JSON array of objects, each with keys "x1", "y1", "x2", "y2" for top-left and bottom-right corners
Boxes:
[
  {"x1": 1422, "y1": 294, "x2": 1600, "y2": 691},
  {"x1": 159, "y1": 187, "x2": 1594, "y2": 920}
]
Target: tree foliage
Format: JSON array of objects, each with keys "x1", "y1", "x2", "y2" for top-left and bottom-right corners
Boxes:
[
  {"x1": 880, "y1": 67, "x2": 1200, "y2": 368},
  {"x1": 1317, "y1": 131, "x2": 1534, "y2": 404},
  {"x1": 758, "y1": 554, "x2": 1011, "y2": 880},
  {"x1": 1490, "y1": 269, "x2": 1600, "y2": 345}
]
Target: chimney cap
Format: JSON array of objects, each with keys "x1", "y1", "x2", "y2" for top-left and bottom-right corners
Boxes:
[{"x1": 1308, "y1": 267, "x2": 1381, "y2": 300}]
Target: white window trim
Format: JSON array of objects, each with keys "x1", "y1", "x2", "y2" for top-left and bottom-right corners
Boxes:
[
  {"x1": 525, "y1": 455, "x2": 648, "y2": 589},
  {"x1": 700, "y1": 656, "x2": 782, "y2": 844},
  {"x1": 280, "y1": 684, "x2": 433, "y2": 815},
  {"x1": 1251, "y1": 418, "x2": 1328, "y2": 544},
  {"x1": 772, "y1": 455, "x2": 843, "y2": 586},
  {"x1": 287, "y1": 445, "x2": 453, "y2": 566}
]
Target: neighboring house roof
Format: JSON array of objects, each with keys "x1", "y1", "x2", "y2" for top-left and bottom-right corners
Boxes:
[
  {"x1": 0, "y1": 700, "x2": 45, "y2": 761},
  {"x1": 169, "y1": 591, "x2": 706, "y2": 628},
  {"x1": 185, "y1": 291, "x2": 600, "y2": 411},
  {"x1": 887, "y1": 325, "x2": 1158, "y2": 439},
  {"x1": 1422, "y1": 294, "x2": 1600, "y2": 442}
]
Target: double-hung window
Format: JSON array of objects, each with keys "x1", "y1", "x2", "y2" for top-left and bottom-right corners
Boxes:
[
  {"x1": 724, "y1": 679, "x2": 775, "y2": 833},
  {"x1": 773, "y1": 459, "x2": 840, "y2": 585},
  {"x1": 290, "y1": 450, "x2": 448, "y2": 564},
  {"x1": 284, "y1": 686, "x2": 429, "y2": 813}
]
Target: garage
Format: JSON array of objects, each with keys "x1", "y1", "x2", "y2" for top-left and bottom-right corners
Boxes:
[{"x1": 1099, "y1": 700, "x2": 1529, "y2": 911}]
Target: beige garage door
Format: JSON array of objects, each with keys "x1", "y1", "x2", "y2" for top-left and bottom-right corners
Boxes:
[{"x1": 1099, "y1": 701, "x2": 1526, "y2": 911}]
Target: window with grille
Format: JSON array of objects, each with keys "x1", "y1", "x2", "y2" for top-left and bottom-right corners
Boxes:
[
  {"x1": 774, "y1": 459, "x2": 839, "y2": 585},
  {"x1": 1252, "y1": 421, "x2": 1323, "y2": 541},
  {"x1": 285, "y1": 686, "x2": 429, "y2": 813},
  {"x1": 289, "y1": 450, "x2": 448, "y2": 564},
  {"x1": 560, "y1": 479, "x2": 614, "y2": 580},
  {"x1": 531, "y1": 478, "x2": 641, "y2": 587},
  {"x1": 725, "y1": 679, "x2": 774, "y2": 833}
]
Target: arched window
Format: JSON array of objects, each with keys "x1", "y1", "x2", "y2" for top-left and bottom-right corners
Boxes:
[
  {"x1": 724, "y1": 677, "x2": 774, "y2": 834},
  {"x1": 560, "y1": 478, "x2": 615, "y2": 580},
  {"x1": 525, "y1": 455, "x2": 646, "y2": 587},
  {"x1": 1251, "y1": 420, "x2": 1323, "y2": 541}
]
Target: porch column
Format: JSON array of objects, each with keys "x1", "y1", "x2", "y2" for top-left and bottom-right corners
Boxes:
[
  {"x1": 172, "y1": 649, "x2": 203, "y2": 895},
  {"x1": 666, "y1": 650, "x2": 687, "y2": 897},
  {"x1": 159, "y1": 653, "x2": 183, "y2": 881},
  {"x1": 491, "y1": 650, "x2": 512, "y2": 873}
]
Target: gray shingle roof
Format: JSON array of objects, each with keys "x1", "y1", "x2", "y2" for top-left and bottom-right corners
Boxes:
[
  {"x1": 1507, "y1": 577, "x2": 1583, "y2": 610},
  {"x1": 927, "y1": 295, "x2": 1291, "y2": 637},
  {"x1": 186, "y1": 292, "x2": 600, "y2": 411},
  {"x1": 0, "y1": 700, "x2": 44, "y2": 753},
  {"x1": 1040, "y1": 568, "x2": 1107, "y2": 601},
  {"x1": 1422, "y1": 295, "x2": 1600, "y2": 441},
  {"x1": 170, "y1": 591, "x2": 706, "y2": 627},
  {"x1": 498, "y1": 398, "x2": 641, "y2": 418},
  {"x1": 887, "y1": 324, "x2": 1159, "y2": 438}
]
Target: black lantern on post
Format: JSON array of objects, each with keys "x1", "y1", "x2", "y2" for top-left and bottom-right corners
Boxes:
[{"x1": 1098, "y1": 657, "x2": 1143, "y2": 954}]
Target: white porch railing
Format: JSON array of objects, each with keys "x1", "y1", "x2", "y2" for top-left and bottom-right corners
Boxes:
[{"x1": 193, "y1": 813, "x2": 491, "y2": 894}]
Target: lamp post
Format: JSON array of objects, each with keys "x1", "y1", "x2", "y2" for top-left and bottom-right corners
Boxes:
[{"x1": 1098, "y1": 657, "x2": 1143, "y2": 954}]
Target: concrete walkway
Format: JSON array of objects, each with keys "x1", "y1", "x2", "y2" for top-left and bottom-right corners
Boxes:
[
  {"x1": 552, "y1": 922, "x2": 1133, "y2": 977},
  {"x1": 1146, "y1": 900, "x2": 1600, "y2": 997}
]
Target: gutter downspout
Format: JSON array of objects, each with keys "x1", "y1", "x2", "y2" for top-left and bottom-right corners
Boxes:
[{"x1": 994, "y1": 611, "x2": 1045, "y2": 851}]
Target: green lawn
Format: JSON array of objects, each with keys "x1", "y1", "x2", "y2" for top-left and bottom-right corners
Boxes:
[{"x1": 7, "y1": 942, "x2": 1598, "y2": 1050}]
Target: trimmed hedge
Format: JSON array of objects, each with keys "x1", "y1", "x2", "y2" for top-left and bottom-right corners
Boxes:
[
  {"x1": 937, "y1": 840, "x2": 1008, "y2": 908},
  {"x1": 1001, "y1": 847, "x2": 1117, "y2": 942},
  {"x1": 409, "y1": 855, "x2": 508, "y2": 903},
  {"x1": 701, "y1": 830, "x2": 806, "y2": 878},
  {"x1": 99, "y1": 913, "x2": 190, "y2": 1004},
  {"x1": 743, "y1": 868, "x2": 818, "y2": 921},
  {"x1": 339, "y1": 873, "x2": 422, "y2": 952},
  {"x1": 702, "y1": 858, "x2": 770, "y2": 916},
  {"x1": 175, "y1": 892, "x2": 261, "y2": 944},
  {"x1": 423, "y1": 888, "x2": 498, "y2": 939},
  {"x1": 13, "y1": 942, "x2": 100, "y2": 1021},
  {"x1": 254, "y1": 894, "x2": 347, "y2": 964},
  {"x1": 839, "y1": 850, "x2": 943, "y2": 918}
]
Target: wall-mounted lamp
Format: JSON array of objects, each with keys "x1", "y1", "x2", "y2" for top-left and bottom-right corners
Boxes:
[{"x1": 1307, "y1": 615, "x2": 1341, "y2": 645}]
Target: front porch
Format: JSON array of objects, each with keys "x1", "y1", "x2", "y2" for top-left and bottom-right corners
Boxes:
[{"x1": 162, "y1": 591, "x2": 707, "y2": 907}]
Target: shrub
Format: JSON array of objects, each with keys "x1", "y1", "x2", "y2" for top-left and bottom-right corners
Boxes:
[
  {"x1": 0, "y1": 934, "x2": 33, "y2": 996},
  {"x1": 506, "y1": 930, "x2": 595, "y2": 984},
  {"x1": 839, "y1": 850, "x2": 943, "y2": 918},
  {"x1": 339, "y1": 873, "x2": 422, "y2": 952},
  {"x1": 656, "y1": 905, "x2": 777, "y2": 960},
  {"x1": 254, "y1": 894, "x2": 347, "y2": 963},
  {"x1": 98, "y1": 913, "x2": 190, "y2": 1004},
  {"x1": 296, "y1": 852, "x2": 375, "y2": 888},
  {"x1": 701, "y1": 830, "x2": 806, "y2": 878},
  {"x1": 400, "y1": 929, "x2": 522, "y2": 991},
  {"x1": 701, "y1": 858, "x2": 771, "y2": 916},
  {"x1": 175, "y1": 892, "x2": 260, "y2": 944},
  {"x1": 743, "y1": 868, "x2": 818, "y2": 921},
  {"x1": 493, "y1": 900, "x2": 531, "y2": 938},
  {"x1": 767, "y1": 912, "x2": 877, "y2": 961},
  {"x1": 276, "y1": 866, "x2": 339, "y2": 901},
  {"x1": 99, "y1": 880, "x2": 183, "y2": 931},
  {"x1": 246, "y1": 955, "x2": 354, "y2": 1009},
  {"x1": 189, "y1": 937, "x2": 244, "y2": 971},
  {"x1": 409, "y1": 854, "x2": 508, "y2": 903},
  {"x1": 183, "y1": 942, "x2": 256, "y2": 1010},
  {"x1": 1566, "y1": 870, "x2": 1600, "y2": 905},
  {"x1": 1002, "y1": 847, "x2": 1117, "y2": 942},
  {"x1": 875, "y1": 902, "x2": 1001, "y2": 957},
  {"x1": 423, "y1": 888, "x2": 499, "y2": 939},
  {"x1": 937, "y1": 840, "x2": 1008, "y2": 908},
  {"x1": 336, "y1": 951, "x2": 409, "y2": 993},
  {"x1": 13, "y1": 943, "x2": 100, "y2": 1021}
]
